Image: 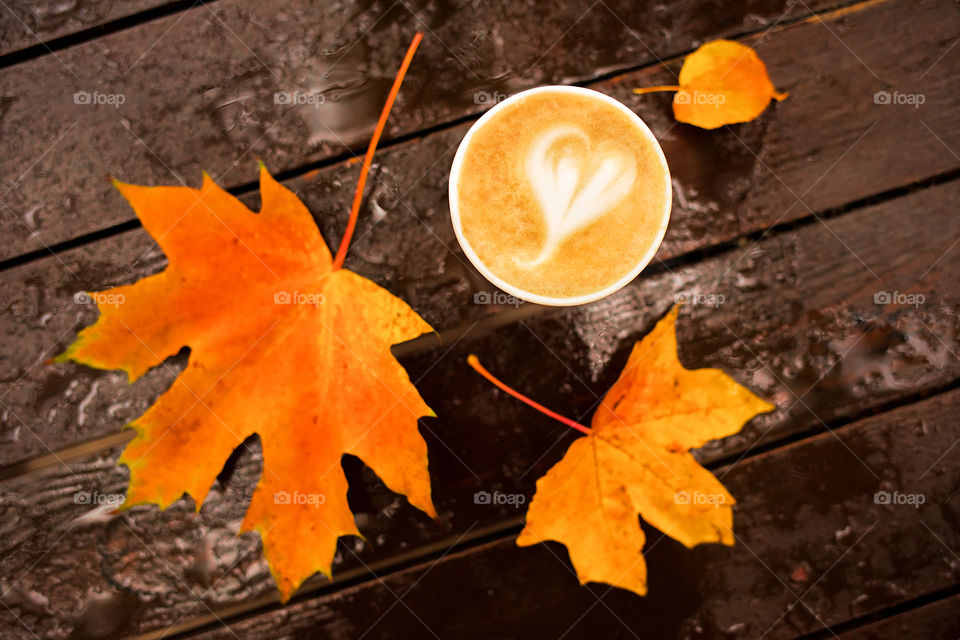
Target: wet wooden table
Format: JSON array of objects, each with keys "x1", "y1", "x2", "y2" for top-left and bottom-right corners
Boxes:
[{"x1": 2, "y1": 0, "x2": 960, "y2": 638}]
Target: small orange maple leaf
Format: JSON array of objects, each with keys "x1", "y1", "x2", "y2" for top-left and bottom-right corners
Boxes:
[
  {"x1": 57, "y1": 35, "x2": 431, "y2": 601},
  {"x1": 635, "y1": 39, "x2": 789, "y2": 129},
  {"x1": 470, "y1": 306, "x2": 774, "y2": 596}
]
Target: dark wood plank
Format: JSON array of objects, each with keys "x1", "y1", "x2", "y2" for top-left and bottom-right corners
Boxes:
[
  {"x1": 181, "y1": 389, "x2": 960, "y2": 639},
  {"x1": 838, "y1": 595, "x2": 960, "y2": 638},
  {"x1": 1, "y1": 179, "x2": 958, "y2": 638},
  {"x1": 0, "y1": 0, "x2": 175, "y2": 58},
  {"x1": 0, "y1": 0, "x2": 846, "y2": 260},
  {"x1": 2, "y1": 0, "x2": 958, "y2": 467}
]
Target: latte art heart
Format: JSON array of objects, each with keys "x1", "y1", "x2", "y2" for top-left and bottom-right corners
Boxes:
[
  {"x1": 524, "y1": 126, "x2": 637, "y2": 265},
  {"x1": 451, "y1": 87, "x2": 671, "y2": 302}
]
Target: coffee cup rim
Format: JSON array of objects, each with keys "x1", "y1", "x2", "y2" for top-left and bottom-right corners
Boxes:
[{"x1": 448, "y1": 84, "x2": 672, "y2": 307}]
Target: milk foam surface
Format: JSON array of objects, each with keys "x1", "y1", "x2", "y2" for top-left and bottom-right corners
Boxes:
[{"x1": 455, "y1": 90, "x2": 670, "y2": 299}]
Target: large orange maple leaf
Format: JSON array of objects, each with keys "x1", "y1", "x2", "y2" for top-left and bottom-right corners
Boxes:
[{"x1": 59, "y1": 167, "x2": 436, "y2": 599}]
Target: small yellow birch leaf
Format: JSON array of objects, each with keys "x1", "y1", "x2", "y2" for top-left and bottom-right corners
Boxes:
[{"x1": 636, "y1": 39, "x2": 789, "y2": 129}]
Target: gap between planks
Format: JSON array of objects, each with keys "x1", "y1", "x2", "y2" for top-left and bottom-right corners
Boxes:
[{"x1": 0, "y1": 0, "x2": 222, "y2": 70}]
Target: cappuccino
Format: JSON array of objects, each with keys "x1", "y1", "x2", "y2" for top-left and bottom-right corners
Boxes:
[{"x1": 449, "y1": 86, "x2": 671, "y2": 305}]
